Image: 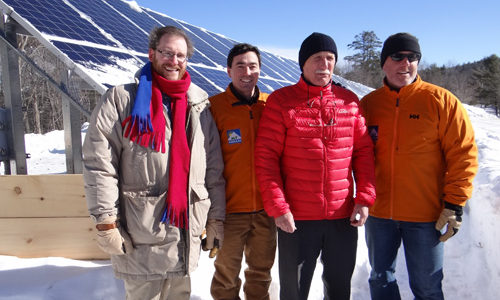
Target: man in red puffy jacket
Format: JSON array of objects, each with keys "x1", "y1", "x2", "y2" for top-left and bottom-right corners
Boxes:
[{"x1": 255, "y1": 32, "x2": 376, "y2": 300}]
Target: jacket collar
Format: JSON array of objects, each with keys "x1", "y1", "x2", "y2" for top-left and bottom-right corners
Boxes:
[
  {"x1": 228, "y1": 83, "x2": 260, "y2": 106},
  {"x1": 298, "y1": 74, "x2": 333, "y2": 97},
  {"x1": 383, "y1": 75, "x2": 423, "y2": 95},
  {"x1": 134, "y1": 68, "x2": 208, "y2": 108}
]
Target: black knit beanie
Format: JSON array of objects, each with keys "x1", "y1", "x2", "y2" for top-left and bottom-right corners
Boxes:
[
  {"x1": 298, "y1": 32, "x2": 338, "y2": 72},
  {"x1": 380, "y1": 33, "x2": 421, "y2": 67}
]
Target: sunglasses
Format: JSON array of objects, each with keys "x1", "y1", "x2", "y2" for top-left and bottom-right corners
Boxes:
[{"x1": 389, "y1": 52, "x2": 421, "y2": 62}]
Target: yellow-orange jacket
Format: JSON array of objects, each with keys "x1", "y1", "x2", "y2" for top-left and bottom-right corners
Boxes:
[
  {"x1": 360, "y1": 76, "x2": 478, "y2": 222},
  {"x1": 209, "y1": 86, "x2": 268, "y2": 214}
]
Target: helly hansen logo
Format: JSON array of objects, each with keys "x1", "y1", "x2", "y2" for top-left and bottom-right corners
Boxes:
[{"x1": 409, "y1": 114, "x2": 420, "y2": 119}]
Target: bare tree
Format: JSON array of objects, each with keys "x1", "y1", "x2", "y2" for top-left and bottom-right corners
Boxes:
[{"x1": 0, "y1": 35, "x2": 95, "y2": 134}]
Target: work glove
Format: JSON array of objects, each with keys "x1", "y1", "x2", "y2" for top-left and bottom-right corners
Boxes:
[
  {"x1": 435, "y1": 202, "x2": 463, "y2": 242},
  {"x1": 202, "y1": 219, "x2": 224, "y2": 258},
  {"x1": 95, "y1": 216, "x2": 133, "y2": 255}
]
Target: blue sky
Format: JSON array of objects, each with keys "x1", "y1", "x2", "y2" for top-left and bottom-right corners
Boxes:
[{"x1": 135, "y1": 0, "x2": 499, "y2": 67}]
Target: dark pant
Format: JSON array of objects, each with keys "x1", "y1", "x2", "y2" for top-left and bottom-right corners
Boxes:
[
  {"x1": 278, "y1": 218, "x2": 357, "y2": 300},
  {"x1": 365, "y1": 216, "x2": 444, "y2": 300}
]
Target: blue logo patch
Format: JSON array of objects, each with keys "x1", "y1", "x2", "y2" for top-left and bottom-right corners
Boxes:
[
  {"x1": 368, "y1": 125, "x2": 378, "y2": 144},
  {"x1": 227, "y1": 129, "x2": 242, "y2": 144}
]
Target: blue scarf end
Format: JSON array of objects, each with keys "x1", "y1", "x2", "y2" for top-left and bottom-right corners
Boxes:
[{"x1": 132, "y1": 62, "x2": 154, "y2": 134}]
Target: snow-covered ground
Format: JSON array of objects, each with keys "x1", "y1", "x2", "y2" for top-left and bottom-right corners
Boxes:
[{"x1": 1, "y1": 104, "x2": 499, "y2": 299}]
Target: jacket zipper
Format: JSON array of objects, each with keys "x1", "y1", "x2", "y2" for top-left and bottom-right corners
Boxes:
[
  {"x1": 389, "y1": 97, "x2": 400, "y2": 219},
  {"x1": 185, "y1": 109, "x2": 193, "y2": 276},
  {"x1": 184, "y1": 105, "x2": 201, "y2": 275},
  {"x1": 320, "y1": 90, "x2": 328, "y2": 217},
  {"x1": 249, "y1": 107, "x2": 257, "y2": 211}
]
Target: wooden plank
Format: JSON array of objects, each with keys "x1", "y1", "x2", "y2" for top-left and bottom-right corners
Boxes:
[
  {"x1": 0, "y1": 174, "x2": 88, "y2": 218},
  {"x1": 0, "y1": 217, "x2": 109, "y2": 260}
]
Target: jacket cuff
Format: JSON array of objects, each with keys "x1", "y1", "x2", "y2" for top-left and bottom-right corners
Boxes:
[
  {"x1": 90, "y1": 213, "x2": 117, "y2": 224},
  {"x1": 444, "y1": 201, "x2": 464, "y2": 216},
  {"x1": 355, "y1": 191, "x2": 376, "y2": 207}
]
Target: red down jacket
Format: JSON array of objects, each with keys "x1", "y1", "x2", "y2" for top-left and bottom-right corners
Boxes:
[{"x1": 255, "y1": 77, "x2": 376, "y2": 220}]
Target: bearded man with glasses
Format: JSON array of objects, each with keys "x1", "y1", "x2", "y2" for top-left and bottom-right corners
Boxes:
[
  {"x1": 83, "y1": 26, "x2": 225, "y2": 300},
  {"x1": 360, "y1": 32, "x2": 478, "y2": 300}
]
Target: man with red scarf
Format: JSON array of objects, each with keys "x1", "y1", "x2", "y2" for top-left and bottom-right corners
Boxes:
[{"x1": 83, "y1": 26, "x2": 225, "y2": 300}]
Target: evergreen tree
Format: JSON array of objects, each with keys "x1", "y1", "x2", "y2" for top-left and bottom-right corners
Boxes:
[
  {"x1": 345, "y1": 31, "x2": 382, "y2": 71},
  {"x1": 343, "y1": 31, "x2": 384, "y2": 88},
  {"x1": 473, "y1": 55, "x2": 500, "y2": 115}
]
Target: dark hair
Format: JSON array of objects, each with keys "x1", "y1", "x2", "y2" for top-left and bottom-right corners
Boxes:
[
  {"x1": 227, "y1": 43, "x2": 261, "y2": 68},
  {"x1": 148, "y1": 26, "x2": 194, "y2": 58}
]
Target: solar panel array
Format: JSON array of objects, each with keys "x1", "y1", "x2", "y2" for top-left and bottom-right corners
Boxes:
[{"x1": 0, "y1": 0, "x2": 301, "y2": 97}]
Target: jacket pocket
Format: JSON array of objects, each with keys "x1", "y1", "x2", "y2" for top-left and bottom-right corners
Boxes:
[
  {"x1": 190, "y1": 184, "x2": 211, "y2": 238},
  {"x1": 121, "y1": 191, "x2": 168, "y2": 244},
  {"x1": 191, "y1": 184, "x2": 209, "y2": 202}
]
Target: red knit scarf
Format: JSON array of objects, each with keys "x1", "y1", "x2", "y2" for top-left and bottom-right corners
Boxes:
[
  {"x1": 158, "y1": 71, "x2": 191, "y2": 228},
  {"x1": 123, "y1": 67, "x2": 191, "y2": 228}
]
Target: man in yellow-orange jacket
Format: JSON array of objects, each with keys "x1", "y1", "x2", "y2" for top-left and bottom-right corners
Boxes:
[
  {"x1": 208, "y1": 43, "x2": 276, "y2": 300},
  {"x1": 361, "y1": 33, "x2": 478, "y2": 300}
]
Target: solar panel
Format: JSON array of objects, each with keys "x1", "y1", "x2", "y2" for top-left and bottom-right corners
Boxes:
[
  {"x1": 69, "y1": 0, "x2": 148, "y2": 53},
  {"x1": 8, "y1": 0, "x2": 116, "y2": 46},
  {"x1": 188, "y1": 66, "x2": 227, "y2": 97},
  {"x1": 0, "y1": 0, "x2": 301, "y2": 97}
]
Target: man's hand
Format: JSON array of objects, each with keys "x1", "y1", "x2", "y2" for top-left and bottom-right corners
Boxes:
[
  {"x1": 95, "y1": 216, "x2": 132, "y2": 255},
  {"x1": 275, "y1": 212, "x2": 296, "y2": 233},
  {"x1": 350, "y1": 204, "x2": 369, "y2": 227},
  {"x1": 435, "y1": 202, "x2": 463, "y2": 242},
  {"x1": 203, "y1": 219, "x2": 224, "y2": 258}
]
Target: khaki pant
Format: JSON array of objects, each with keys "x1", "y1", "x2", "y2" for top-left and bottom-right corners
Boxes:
[
  {"x1": 211, "y1": 210, "x2": 277, "y2": 300},
  {"x1": 123, "y1": 275, "x2": 191, "y2": 300}
]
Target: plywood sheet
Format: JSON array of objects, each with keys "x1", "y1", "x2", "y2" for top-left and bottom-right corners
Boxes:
[
  {"x1": 0, "y1": 217, "x2": 108, "y2": 260},
  {"x1": 0, "y1": 174, "x2": 88, "y2": 217}
]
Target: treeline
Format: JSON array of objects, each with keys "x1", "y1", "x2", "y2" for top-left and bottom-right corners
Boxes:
[
  {"x1": 336, "y1": 31, "x2": 500, "y2": 115},
  {"x1": 1, "y1": 33, "x2": 499, "y2": 135}
]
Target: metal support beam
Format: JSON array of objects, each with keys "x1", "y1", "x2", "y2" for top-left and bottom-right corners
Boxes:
[
  {"x1": 0, "y1": 16, "x2": 27, "y2": 174},
  {"x1": 0, "y1": 29, "x2": 91, "y2": 118},
  {"x1": 61, "y1": 70, "x2": 83, "y2": 174}
]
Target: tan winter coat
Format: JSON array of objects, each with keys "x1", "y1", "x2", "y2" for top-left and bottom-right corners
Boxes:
[{"x1": 83, "y1": 78, "x2": 225, "y2": 280}]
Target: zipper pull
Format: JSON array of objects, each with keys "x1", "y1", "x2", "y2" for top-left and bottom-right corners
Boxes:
[{"x1": 249, "y1": 110, "x2": 254, "y2": 119}]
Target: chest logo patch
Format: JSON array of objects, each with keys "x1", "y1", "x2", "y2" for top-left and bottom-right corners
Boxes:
[
  {"x1": 368, "y1": 125, "x2": 379, "y2": 144},
  {"x1": 227, "y1": 129, "x2": 242, "y2": 144}
]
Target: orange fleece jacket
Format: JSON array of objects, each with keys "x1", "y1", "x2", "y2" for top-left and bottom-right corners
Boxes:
[
  {"x1": 361, "y1": 76, "x2": 478, "y2": 222},
  {"x1": 209, "y1": 86, "x2": 268, "y2": 214}
]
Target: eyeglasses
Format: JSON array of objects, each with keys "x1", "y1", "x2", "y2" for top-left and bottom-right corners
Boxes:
[
  {"x1": 389, "y1": 52, "x2": 421, "y2": 63},
  {"x1": 156, "y1": 49, "x2": 188, "y2": 63}
]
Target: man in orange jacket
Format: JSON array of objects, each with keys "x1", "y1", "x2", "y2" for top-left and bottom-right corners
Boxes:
[
  {"x1": 208, "y1": 43, "x2": 276, "y2": 300},
  {"x1": 361, "y1": 32, "x2": 478, "y2": 300}
]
